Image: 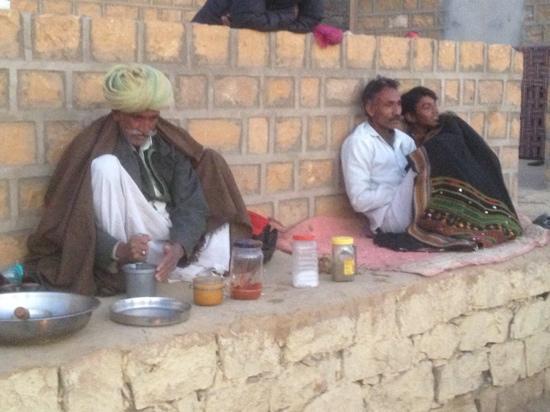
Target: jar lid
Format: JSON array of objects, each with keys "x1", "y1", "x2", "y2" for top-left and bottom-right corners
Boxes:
[
  {"x1": 193, "y1": 274, "x2": 225, "y2": 289},
  {"x1": 292, "y1": 234, "x2": 315, "y2": 241},
  {"x1": 331, "y1": 236, "x2": 354, "y2": 245},
  {"x1": 233, "y1": 239, "x2": 263, "y2": 248}
]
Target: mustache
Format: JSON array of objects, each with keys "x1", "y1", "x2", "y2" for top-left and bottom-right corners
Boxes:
[{"x1": 126, "y1": 129, "x2": 157, "y2": 138}]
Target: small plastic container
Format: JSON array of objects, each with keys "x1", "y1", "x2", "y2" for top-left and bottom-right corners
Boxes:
[
  {"x1": 1, "y1": 263, "x2": 24, "y2": 286},
  {"x1": 229, "y1": 239, "x2": 263, "y2": 300},
  {"x1": 291, "y1": 234, "x2": 319, "y2": 288},
  {"x1": 331, "y1": 236, "x2": 356, "y2": 282},
  {"x1": 193, "y1": 274, "x2": 224, "y2": 306}
]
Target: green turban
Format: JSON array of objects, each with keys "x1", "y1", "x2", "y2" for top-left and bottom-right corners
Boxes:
[{"x1": 103, "y1": 64, "x2": 174, "y2": 113}]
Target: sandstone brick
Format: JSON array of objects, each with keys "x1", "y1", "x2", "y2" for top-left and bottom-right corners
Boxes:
[
  {"x1": 512, "y1": 50, "x2": 523, "y2": 74},
  {"x1": 479, "y1": 80, "x2": 503, "y2": 104},
  {"x1": 145, "y1": 21, "x2": 184, "y2": 63},
  {"x1": 495, "y1": 373, "x2": 545, "y2": 412},
  {"x1": 314, "y1": 194, "x2": 354, "y2": 217},
  {"x1": 374, "y1": 0, "x2": 402, "y2": 11},
  {"x1": 142, "y1": 8, "x2": 159, "y2": 22},
  {"x1": 421, "y1": 0, "x2": 440, "y2": 8},
  {"x1": 125, "y1": 334, "x2": 217, "y2": 409},
  {"x1": 463, "y1": 79, "x2": 476, "y2": 105},
  {"x1": 0, "y1": 122, "x2": 36, "y2": 166},
  {"x1": 312, "y1": 41, "x2": 341, "y2": 69},
  {"x1": 512, "y1": 299, "x2": 547, "y2": 339},
  {"x1": 34, "y1": 14, "x2": 81, "y2": 60},
  {"x1": 489, "y1": 341, "x2": 526, "y2": 387},
  {"x1": 188, "y1": 119, "x2": 241, "y2": 152},
  {"x1": 509, "y1": 113, "x2": 520, "y2": 141},
  {"x1": 331, "y1": 115, "x2": 351, "y2": 150},
  {"x1": 358, "y1": 16, "x2": 385, "y2": 31},
  {"x1": 304, "y1": 382, "x2": 363, "y2": 412},
  {"x1": 455, "y1": 308, "x2": 512, "y2": 351},
  {"x1": 206, "y1": 380, "x2": 270, "y2": 412},
  {"x1": 400, "y1": 78, "x2": 422, "y2": 93},
  {"x1": 60, "y1": 350, "x2": 124, "y2": 412},
  {"x1": 379, "y1": 36, "x2": 410, "y2": 70},
  {"x1": 158, "y1": 9, "x2": 183, "y2": 23},
  {"x1": 388, "y1": 15, "x2": 408, "y2": 29},
  {"x1": 0, "y1": 232, "x2": 28, "y2": 267},
  {"x1": 275, "y1": 117, "x2": 302, "y2": 152},
  {"x1": 19, "y1": 71, "x2": 64, "y2": 109},
  {"x1": 413, "y1": 323, "x2": 459, "y2": 361},
  {"x1": 438, "y1": 40, "x2": 456, "y2": 71},
  {"x1": 423, "y1": 78, "x2": 441, "y2": 98},
  {"x1": 300, "y1": 77, "x2": 320, "y2": 108},
  {"x1": 325, "y1": 78, "x2": 362, "y2": 107},
  {"x1": 91, "y1": 18, "x2": 136, "y2": 62},
  {"x1": 505, "y1": 81, "x2": 522, "y2": 107},
  {"x1": 247, "y1": 202, "x2": 273, "y2": 218},
  {"x1": 470, "y1": 112, "x2": 485, "y2": 136},
  {"x1": 77, "y1": 2, "x2": 102, "y2": 17},
  {"x1": 435, "y1": 351, "x2": 489, "y2": 402},
  {"x1": 214, "y1": 76, "x2": 259, "y2": 108},
  {"x1": 42, "y1": 0, "x2": 72, "y2": 14},
  {"x1": 358, "y1": 0, "x2": 373, "y2": 13},
  {"x1": 18, "y1": 177, "x2": 48, "y2": 215},
  {"x1": 460, "y1": 41, "x2": 485, "y2": 72},
  {"x1": 308, "y1": 116, "x2": 327, "y2": 150},
  {"x1": 404, "y1": 0, "x2": 418, "y2": 9},
  {"x1": 264, "y1": 77, "x2": 294, "y2": 108},
  {"x1": 45, "y1": 121, "x2": 82, "y2": 166},
  {"x1": 266, "y1": 162, "x2": 294, "y2": 193},
  {"x1": 104, "y1": 4, "x2": 139, "y2": 19},
  {"x1": 237, "y1": 29, "x2": 268, "y2": 67},
  {"x1": 275, "y1": 31, "x2": 305, "y2": 67},
  {"x1": 299, "y1": 160, "x2": 334, "y2": 190},
  {"x1": 73, "y1": 72, "x2": 106, "y2": 109},
  {"x1": 175, "y1": 75, "x2": 207, "y2": 109},
  {"x1": 345, "y1": 33, "x2": 376, "y2": 69},
  {"x1": 277, "y1": 198, "x2": 309, "y2": 226},
  {"x1": 438, "y1": 394, "x2": 478, "y2": 412},
  {"x1": 413, "y1": 38, "x2": 434, "y2": 71},
  {"x1": 10, "y1": 0, "x2": 38, "y2": 13},
  {"x1": 0, "y1": 70, "x2": 8, "y2": 109},
  {"x1": 229, "y1": 164, "x2": 260, "y2": 195},
  {"x1": 487, "y1": 112, "x2": 507, "y2": 139},
  {"x1": 444, "y1": 79, "x2": 460, "y2": 106},
  {"x1": 247, "y1": 117, "x2": 269, "y2": 154},
  {"x1": 500, "y1": 146, "x2": 518, "y2": 170},
  {"x1": 0, "y1": 180, "x2": 8, "y2": 220},
  {"x1": 0, "y1": 367, "x2": 59, "y2": 412},
  {"x1": 488, "y1": 44, "x2": 512, "y2": 73}
]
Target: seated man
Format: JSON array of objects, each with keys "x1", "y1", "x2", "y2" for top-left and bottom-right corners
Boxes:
[
  {"x1": 27, "y1": 64, "x2": 251, "y2": 295},
  {"x1": 192, "y1": 0, "x2": 324, "y2": 33},
  {"x1": 341, "y1": 76, "x2": 417, "y2": 235}
]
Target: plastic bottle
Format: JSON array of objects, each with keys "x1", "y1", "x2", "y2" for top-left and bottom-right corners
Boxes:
[
  {"x1": 291, "y1": 234, "x2": 319, "y2": 288},
  {"x1": 1, "y1": 262, "x2": 24, "y2": 285}
]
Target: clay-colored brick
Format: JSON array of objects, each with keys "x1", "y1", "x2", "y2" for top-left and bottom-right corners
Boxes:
[
  {"x1": 45, "y1": 121, "x2": 82, "y2": 166},
  {"x1": 444, "y1": 79, "x2": 459, "y2": 106},
  {"x1": 314, "y1": 194, "x2": 354, "y2": 217},
  {"x1": 423, "y1": 79, "x2": 441, "y2": 98},
  {"x1": 331, "y1": 115, "x2": 351, "y2": 149},
  {"x1": 312, "y1": 42, "x2": 341, "y2": 69},
  {"x1": 404, "y1": 0, "x2": 418, "y2": 10},
  {"x1": 191, "y1": 24, "x2": 229, "y2": 66},
  {"x1": 247, "y1": 202, "x2": 274, "y2": 219},
  {"x1": 248, "y1": 117, "x2": 269, "y2": 154},
  {"x1": 299, "y1": 160, "x2": 334, "y2": 190},
  {"x1": 421, "y1": 0, "x2": 440, "y2": 8},
  {"x1": 158, "y1": 9, "x2": 183, "y2": 23},
  {"x1": 300, "y1": 77, "x2": 320, "y2": 108},
  {"x1": 264, "y1": 77, "x2": 294, "y2": 108},
  {"x1": 145, "y1": 21, "x2": 184, "y2": 63},
  {"x1": 358, "y1": 0, "x2": 373, "y2": 13},
  {"x1": 359, "y1": 16, "x2": 385, "y2": 31},
  {"x1": 19, "y1": 71, "x2": 64, "y2": 109},
  {"x1": 325, "y1": 78, "x2": 362, "y2": 107},
  {"x1": 460, "y1": 41, "x2": 485, "y2": 72},
  {"x1": 19, "y1": 177, "x2": 48, "y2": 215},
  {"x1": 104, "y1": 5, "x2": 139, "y2": 19},
  {"x1": 374, "y1": 0, "x2": 402, "y2": 11},
  {"x1": 175, "y1": 75, "x2": 207, "y2": 109},
  {"x1": 308, "y1": 117, "x2": 327, "y2": 150},
  {"x1": 512, "y1": 50, "x2": 523, "y2": 74},
  {"x1": 275, "y1": 118, "x2": 302, "y2": 152},
  {"x1": 266, "y1": 162, "x2": 294, "y2": 193},
  {"x1": 412, "y1": 14, "x2": 434, "y2": 28},
  {"x1": 277, "y1": 198, "x2": 308, "y2": 226},
  {"x1": 237, "y1": 29, "x2": 268, "y2": 67},
  {"x1": 478, "y1": 80, "x2": 503, "y2": 104},
  {"x1": 0, "y1": 180, "x2": 9, "y2": 220},
  {"x1": 91, "y1": 18, "x2": 136, "y2": 62},
  {"x1": 413, "y1": 38, "x2": 434, "y2": 71},
  {"x1": 346, "y1": 33, "x2": 376, "y2": 69},
  {"x1": 275, "y1": 31, "x2": 305, "y2": 68},
  {"x1": 143, "y1": 8, "x2": 159, "y2": 21},
  {"x1": 0, "y1": 122, "x2": 36, "y2": 166},
  {"x1": 400, "y1": 78, "x2": 422, "y2": 92},
  {"x1": 0, "y1": 10, "x2": 22, "y2": 59},
  {"x1": 230, "y1": 164, "x2": 260, "y2": 195},
  {"x1": 509, "y1": 114, "x2": 520, "y2": 142},
  {"x1": 73, "y1": 72, "x2": 106, "y2": 109},
  {"x1": 438, "y1": 40, "x2": 456, "y2": 71},
  {"x1": 42, "y1": 0, "x2": 72, "y2": 14},
  {"x1": 505, "y1": 81, "x2": 522, "y2": 107},
  {"x1": 488, "y1": 44, "x2": 512, "y2": 73},
  {"x1": 214, "y1": 76, "x2": 259, "y2": 108},
  {"x1": 34, "y1": 15, "x2": 81, "y2": 60},
  {"x1": 500, "y1": 146, "x2": 518, "y2": 170},
  {"x1": 0, "y1": 70, "x2": 8, "y2": 109},
  {"x1": 379, "y1": 37, "x2": 410, "y2": 70},
  {"x1": 470, "y1": 112, "x2": 485, "y2": 137},
  {"x1": 10, "y1": 0, "x2": 38, "y2": 12},
  {"x1": 463, "y1": 80, "x2": 476, "y2": 105},
  {"x1": 487, "y1": 112, "x2": 507, "y2": 139},
  {"x1": 388, "y1": 15, "x2": 408, "y2": 29},
  {"x1": 78, "y1": 2, "x2": 102, "y2": 17},
  {"x1": 188, "y1": 119, "x2": 241, "y2": 152},
  {"x1": 0, "y1": 232, "x2": 28, "y2": 267}
]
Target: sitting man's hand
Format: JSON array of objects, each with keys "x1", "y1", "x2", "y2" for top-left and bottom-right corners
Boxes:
[
  {"x1": 155, "y1": 241, "x2": 185, "y2": 282},
  {"x1": 115, "y1": 234, "x2": 151, "y2": 264}
]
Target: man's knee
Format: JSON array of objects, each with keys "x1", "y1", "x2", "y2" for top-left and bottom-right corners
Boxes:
[{"x1": 91, "y1": 154, "x2": 121, "y2": 177}]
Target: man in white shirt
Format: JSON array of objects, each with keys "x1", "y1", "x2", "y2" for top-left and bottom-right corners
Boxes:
[{"x1": 341, "y1": 76, "x2": 417, "y2": 234}]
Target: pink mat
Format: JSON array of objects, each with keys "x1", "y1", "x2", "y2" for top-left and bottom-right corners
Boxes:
[{"x1": 276, "y1": 215, "x2": 549, "y2": 276}]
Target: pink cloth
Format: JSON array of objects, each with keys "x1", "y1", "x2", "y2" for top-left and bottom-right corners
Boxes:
[{"x1": 313, "y1": 24, "x2": 344, "y2": 48}]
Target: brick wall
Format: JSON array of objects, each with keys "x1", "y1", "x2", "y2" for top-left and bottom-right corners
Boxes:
[
  {"x1": 523, "y1": 0, "x2": 550, "y2": 45},
  {"x1": 0, "y1": 9, "x2": 523, "y2": 266}
]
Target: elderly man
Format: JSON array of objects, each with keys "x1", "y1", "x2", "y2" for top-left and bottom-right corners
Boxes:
[
  {"x1": 27, "y1": 64, "x2": 250, "y2": 295},
  {"x1": 341, "y1": 76, "x2": 416, "y2": 235}
]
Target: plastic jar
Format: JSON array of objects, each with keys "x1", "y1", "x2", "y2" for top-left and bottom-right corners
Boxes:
[
  {"x1": 291, "y1": 234, "x2": 319, "y2": 288},
  {"x1": 193, "y1": 274, "x2": 225, "y2": 306},
  {"x1": 331, "y1": 236, "x2": 356, "y2": 282},
  {"x1": 229, "y1": 239, "x2": 263, "y2": 300}
]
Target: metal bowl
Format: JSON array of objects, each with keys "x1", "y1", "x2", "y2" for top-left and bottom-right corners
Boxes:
[
  {"x1": 0, "y1": 292, "x2": 100, "y2": 345},
  {"x1": 110, "y1": 297, "x2": 191, "y2": 327}
]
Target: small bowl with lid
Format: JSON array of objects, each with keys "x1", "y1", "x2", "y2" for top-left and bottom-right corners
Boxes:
[{"x1": 193, "y1": 274, "x2": 225, "y2": 306}]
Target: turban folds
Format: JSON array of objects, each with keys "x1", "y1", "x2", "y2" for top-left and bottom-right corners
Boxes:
[{"x1": 103, "y1": 64, "x2": 174, "y2": 113}]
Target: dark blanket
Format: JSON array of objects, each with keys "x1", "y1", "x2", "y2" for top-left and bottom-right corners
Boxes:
[
  {"x1": 26, "y1": 114, "x2": 251, "y2": 295},
  {"x1": 375, "y1": 114, "x2": 522, "y2": 252}
]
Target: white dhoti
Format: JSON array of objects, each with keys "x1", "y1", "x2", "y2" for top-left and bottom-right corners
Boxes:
[
  {"x1": 378, "y1": 169, "x2": 416, "y2": 233},
  {"x1": 91, "y1": 154, "x2": 230, "y2": 281}
]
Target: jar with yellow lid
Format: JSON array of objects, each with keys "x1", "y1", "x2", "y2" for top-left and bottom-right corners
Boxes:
[
  {"x1": 193, "y1": 274, "x2": 225, "y2": 306},
  {"x1": 331, "y1": 236, "x2": 356, "y2": 282}
]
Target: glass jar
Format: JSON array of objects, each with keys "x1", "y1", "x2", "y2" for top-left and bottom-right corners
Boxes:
[
  {"x1": 193, "y1": 274, "x2": 225, "y2": 306},
  {"x1": 331, "y1": 236, "x2": 356, "y2": 282},
  {"x1": 291, "y1": 234, "x2": 319, "y2": 288},
  {"x1": 229, "y1": 239, "x2": 263, "y2": 300}
]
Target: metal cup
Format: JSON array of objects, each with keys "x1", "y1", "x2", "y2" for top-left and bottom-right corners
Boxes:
[{"x1": 122, "y1": 263, "x2": 156, "y2": 298}]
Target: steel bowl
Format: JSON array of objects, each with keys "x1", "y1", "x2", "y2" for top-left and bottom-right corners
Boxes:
[{"x1": 0, "y1": 292, "x2": 100, "y2": 344}]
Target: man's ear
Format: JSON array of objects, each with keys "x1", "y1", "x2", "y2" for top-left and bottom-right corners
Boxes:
[{"x1": 365, "y1": 102, "x2": 375, "y2": 118}]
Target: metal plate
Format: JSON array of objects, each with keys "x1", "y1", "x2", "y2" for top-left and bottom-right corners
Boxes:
[{"x1": 109, "y1": 297, "x2": 191, "y2": 327}]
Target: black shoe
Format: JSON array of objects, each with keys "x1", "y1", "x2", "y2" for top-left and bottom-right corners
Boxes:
[{"x1": 533, "y1": 213, "x2": 550, "y2": 229}]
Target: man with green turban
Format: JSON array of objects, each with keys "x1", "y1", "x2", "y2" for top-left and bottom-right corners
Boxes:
[{"x1": 27, "y1": 64, "x2": 251, "y2": 295}]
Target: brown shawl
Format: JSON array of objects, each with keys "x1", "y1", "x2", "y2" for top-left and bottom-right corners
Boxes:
[{"x1": 26, "y1": 114, "x2": 251, "y2": 296}]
